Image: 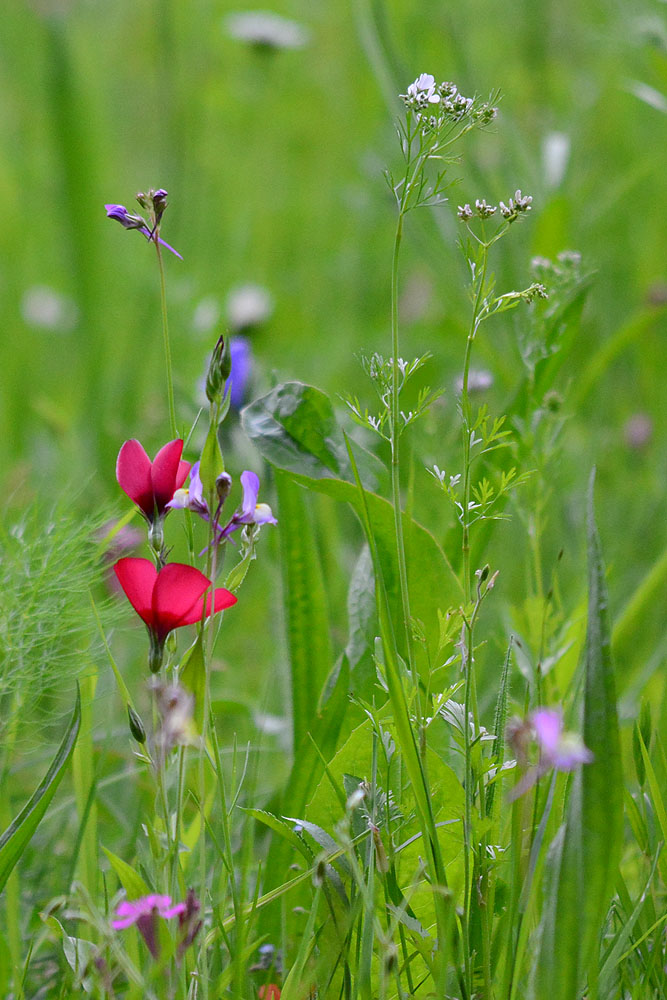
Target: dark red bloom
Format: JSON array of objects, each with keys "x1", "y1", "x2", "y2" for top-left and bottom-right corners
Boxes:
[
  {"x1": 116, "y1": 439, "x2": 190, "y2": 523},
  {"x1": 113, "y1": 558, "x2": 237, "y2": 670}
]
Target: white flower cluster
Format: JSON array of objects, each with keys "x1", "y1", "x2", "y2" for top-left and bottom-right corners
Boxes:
[
  {"x1": 400, "y1": 74, "x2": 497, "y2": 132},
  {"x1": 457, "y1": 189, "x2": 533, "y2": 224}
]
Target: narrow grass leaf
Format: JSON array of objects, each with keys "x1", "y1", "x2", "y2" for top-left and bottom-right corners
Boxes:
[
  {"x1": 579, "y1": 469, "x2": 623, "y2": 972},
  {"x1": 0, "y1": 686, "x2": 81, "y2": 894}
]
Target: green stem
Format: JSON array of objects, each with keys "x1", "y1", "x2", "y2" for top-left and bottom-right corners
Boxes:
[
  {"x1": 155, "y1": 241, "x2": 177, "y2": 438},
  {"x1": 390, "y1": 210, "x2": 416, "y2": 678},
  {"x1": 459, "y1": 242, "x2": 491, "y2": 997}
]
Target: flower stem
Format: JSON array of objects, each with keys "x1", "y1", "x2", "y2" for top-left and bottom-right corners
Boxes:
[{"x1": 155, "y1": 241, "x2": 178, "y2": 439}]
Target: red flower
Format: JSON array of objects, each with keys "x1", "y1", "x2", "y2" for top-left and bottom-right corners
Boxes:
[
  {"x1": 259, "y1": 987, "x2": 281, "y2": 1000},
  {"x1": 113, "y1": 558, "x2": 237, "y2": 670},
  {"x1": 116, "y1": 439, "x2": 191, "y2": 522}
]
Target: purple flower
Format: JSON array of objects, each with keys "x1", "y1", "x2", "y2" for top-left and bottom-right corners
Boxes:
[
  {"x1": 225, "y1": 336, "x2": 252, "y2": 409},
  {"x1": 220, "y1": 470, "x2": 277, "y2": 538},
  {"x1": 531, "y1": 708, "x2": 593, "y2": 771},
  {"x1": 105, "y1": 203, "x2": 183, "y2": 260},
  {"x1": 112, "y1": 894, "x2": 187, "y2": 957}
]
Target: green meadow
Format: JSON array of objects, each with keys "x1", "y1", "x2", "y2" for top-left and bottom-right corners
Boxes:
[{"x1": 1, "y1": 1, "x2": 666, "y2": 997}]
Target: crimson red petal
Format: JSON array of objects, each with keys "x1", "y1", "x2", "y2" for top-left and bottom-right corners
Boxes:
[
  {"x1": 116, "y1": 440, "x2": 154, "y2": 516},
  {"x1": 113, "y1": 558, "x2": 158, "y2": 629},
  {"x1": 151, "y1": 439, "x2": 187, "y2": 513},
  {"x1": 175, "y1": 460, "x2": 191, "y2": 491},
  {"x1": 178, "y1": 587, "x2": 238, "y2": 627},
  {"x1": 152, "y1": 562, "x2": 211, "y2": 638}
]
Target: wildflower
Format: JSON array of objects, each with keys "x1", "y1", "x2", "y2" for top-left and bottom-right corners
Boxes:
[
  {"x1": 21, "y1": 285, "x2": 78, "y2": 332},
  {"x1": 258, "y1": 986, "x2": 282, "y2": 1000},
  {"x1": 624, "y1": 413, "x2": 653, "y2": 450},
  {"x1": 225, "y1": 10, "x2": 309, "y2": 50},
  {"x1": 177, "y1": 889, "x2": 202, "y2": 957},
  {"x1": 113, "y1": 558, "x2": 237, "y2": 671},
  {"x1": 226, "y1": 283, "x2": 274, "y2": 331},
  {"x1": 457, "y1": 204, "x2": 473, "y2": 221},
  {"x1": 499, "y1": 189, "x2": 533, "y2": 222},
  {"x1": 167, "y1": 460, "x2": 208, "y2": 517},
  {"x1": 154, "y1": 681, "x2": 196, "y2": 750},
  {"x1": 220, "y1": 471, "x2": 277, "y2": 539},
  {"x1": 116, "y1": 438, "x2": 191, "y2": 524},
  {"x1": 404, "y1": 73, "x2": 442, "y2": 106},
  {"x1": 475, "y1": 198, "x2": 497, "y2": 219},
  {"x1": 112, "y1": 894, "x2": 187, "y2": 958},
  {"x1": 532, "y1": 709, "x2": 593, "y2": 771},
  {"x1": 105, "y1": 201, "x2": 183, "y2": 259}
]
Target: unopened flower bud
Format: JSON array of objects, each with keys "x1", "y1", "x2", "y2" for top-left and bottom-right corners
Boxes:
[
  {"x1": 127, "y1": 704, "x2": 146, "y2": 743},
  {"x1": 136, "y1": 191, "x2": 151, "y2": 210},
  {"x1": 206, "y1": 336, "x2": 232, "y2": 404},
  {"x1": 152, "y1": 188, "x2": 168, "y2": 225},
  {"x1": 216, "y1": 472, "x2": 232, "y2": 506},
  {"x1": 313, "y1": 854, "x2": 327, "y2": 887}
]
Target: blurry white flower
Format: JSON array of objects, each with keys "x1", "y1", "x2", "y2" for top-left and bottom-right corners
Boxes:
[
  {"x1": 226, "y1": 283, "x2": 274, "y2": 331},
  {"x1": 624, "y1": 413, "x2": 653, "y2": 450},
  {"x1": 455, "y1": 369, "x2": 493, "y2": 394},
  {"x1": 192, "y1": 295, "x2": 221, "y2": 335},
  {"x1": 542, "y1": 132, "x2": 570, "y2": 189},
  {"x1": 21, "y1": 285, "x2": 78, "y2": 332},
  {"x1": 225, "y1": 11, "x2": 309, "y2": 50}
]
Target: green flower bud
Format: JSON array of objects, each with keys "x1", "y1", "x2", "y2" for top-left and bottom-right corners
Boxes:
[
  {"x1": 127, "y1": 704, "x2": 146, "y2": 744},
  {"x1": 206, "y1": 336, "x2": 232, "y2": 404}
]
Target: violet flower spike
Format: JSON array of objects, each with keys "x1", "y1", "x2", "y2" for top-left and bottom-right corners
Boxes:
[
  {"x1": 220, "y1": 470, "x2": 277, "y2": 539},
  {"x1": 105, "y1": 203, "x2": 183, "y2": 260}
]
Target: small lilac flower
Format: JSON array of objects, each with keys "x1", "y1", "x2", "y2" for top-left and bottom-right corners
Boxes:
[
  {"x1": 532, "y1": 709, "x2": 593, "y2": 771},
  {"x1": 105, "y1": 203, "x2": 183, "y2": 260},
  {"x1": 112, "y1": 894, "x2": 187, "y2": 958},
  {"x1": 167, "y1": 461, "x2": 209, "y2": 517},
  {"x1": 225, "y1": 336, "x2": 253, "y2": 409},
  {"x1": 220, "y1": 470, "x2": 277, "y2": 538}
]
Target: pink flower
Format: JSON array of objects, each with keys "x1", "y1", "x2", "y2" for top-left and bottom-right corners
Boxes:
[
  {"x1": 113, "y1": 557, "x2": 237, "y2": 671},
  {"x1": 532, "y1": 708, "x2": 593, "y2": 771},
  {"x1": 116, "y1": 439, "x2": 191, "y2": 523},
  {"x1": 112, "y1": 894, "x2": 186, "y2": 958}
]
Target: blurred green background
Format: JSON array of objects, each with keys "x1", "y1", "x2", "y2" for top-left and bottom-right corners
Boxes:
[{"x1": 1, "y1": 0, "x2": 666, "y2": 722}]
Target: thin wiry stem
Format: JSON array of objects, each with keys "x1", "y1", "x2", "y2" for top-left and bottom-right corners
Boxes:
[{"x1": 154, "y1": 240, "x2": 178, "y2": 439}]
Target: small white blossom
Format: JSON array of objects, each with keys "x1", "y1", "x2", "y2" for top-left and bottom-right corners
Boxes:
[{"x1": 406, "y1": 73, "x2": 441, "y2": 105}]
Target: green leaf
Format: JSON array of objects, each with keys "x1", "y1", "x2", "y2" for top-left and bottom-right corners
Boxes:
[
  {"x1": 275, "y1": 470, "x2": 334, "y2": 753},
  {"x1": 0, "y1": 686, "x2": 81, "y2": 894},
  {"x1": 101, "y1": 845, "x2": 150, "y2": 900},
  {"x1": 198, "y1": 416, "x2": 223, "y2": 496},
  {"x1": 536, "y1": 470, "x2": 622, "y2": 996}
]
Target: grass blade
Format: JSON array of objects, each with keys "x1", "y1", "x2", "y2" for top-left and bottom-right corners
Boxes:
[{"x1": 0, "y1": 686, "x2": 81, "y2": 894}]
